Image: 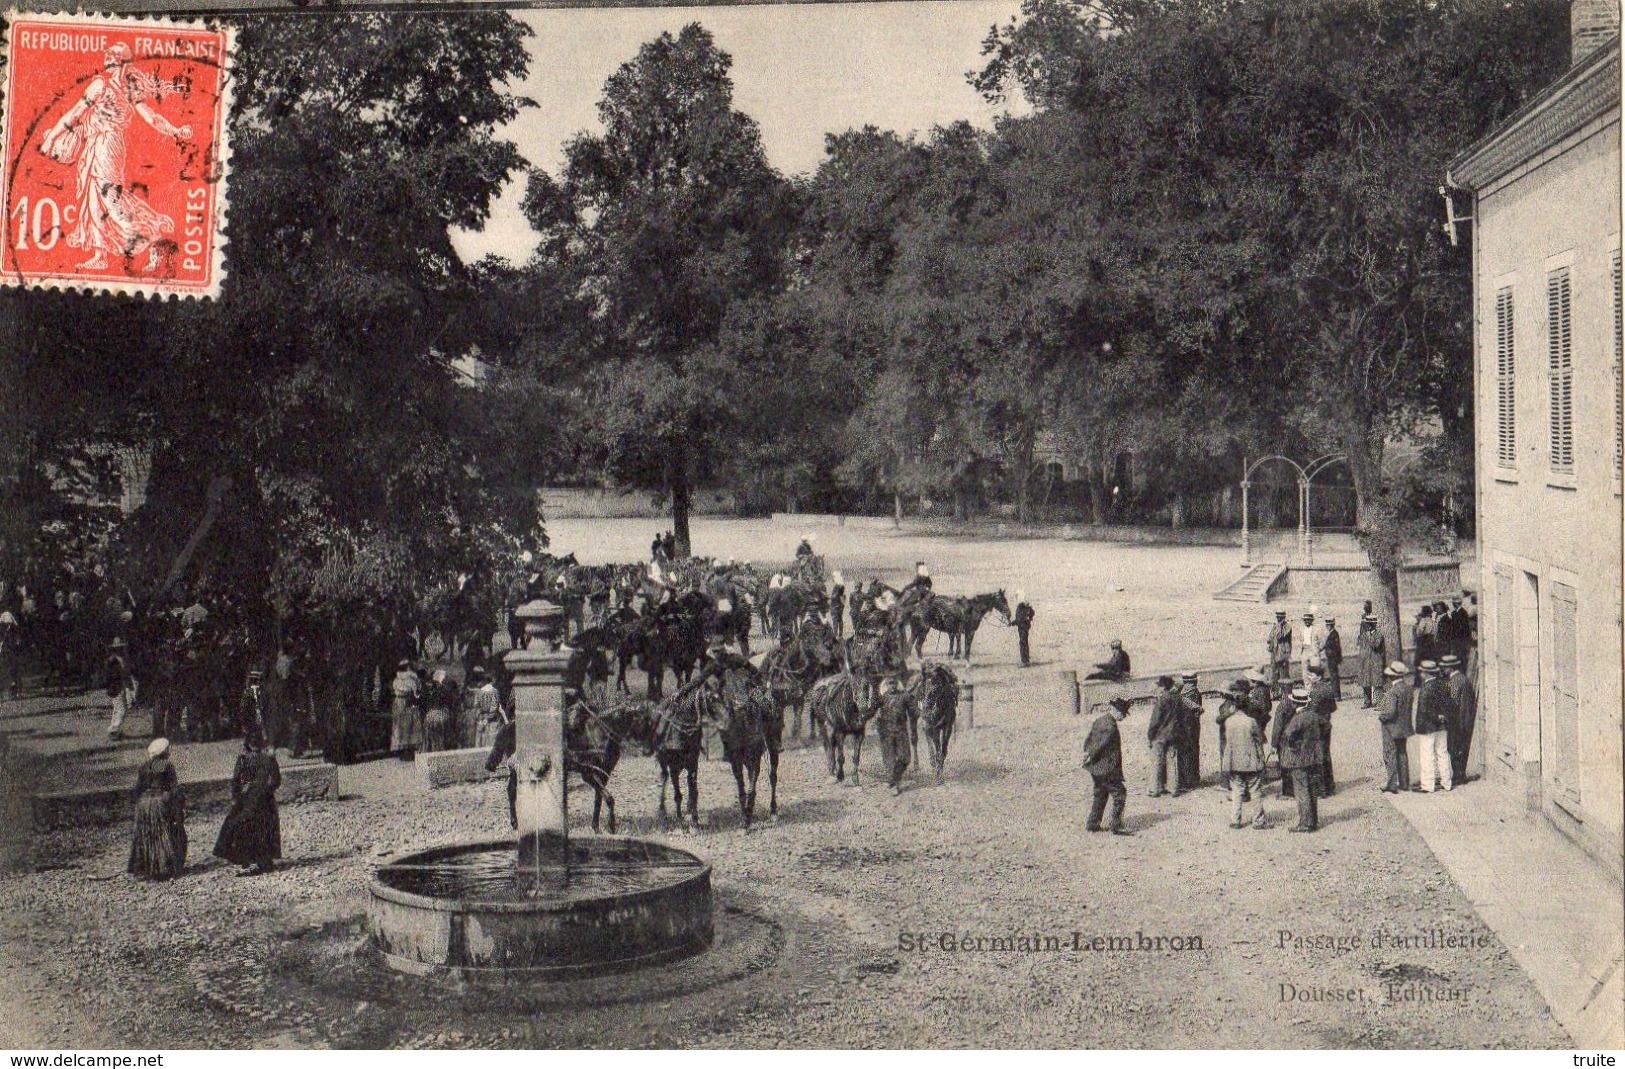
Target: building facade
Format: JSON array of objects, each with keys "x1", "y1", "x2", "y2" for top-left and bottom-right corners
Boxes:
[{"x1": 1448, "y1": 7, "x2": 1622, "y2": 870}]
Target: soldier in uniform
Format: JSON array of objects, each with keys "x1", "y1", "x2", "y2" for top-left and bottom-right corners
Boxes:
[
  {"x1": 1082, "y1": 696, "x2": 1132, "y2": 835},
  {"x1": 828, "y1": 571, "x2": 846, "y2": 638},
  {"x1": 1011, "y1": 592, "x2": 1035, "y2": 667}
]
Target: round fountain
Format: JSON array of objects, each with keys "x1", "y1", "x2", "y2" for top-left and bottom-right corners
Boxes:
[{"x1": 367, "y1": 614, "x2": 714, "y2": 981}]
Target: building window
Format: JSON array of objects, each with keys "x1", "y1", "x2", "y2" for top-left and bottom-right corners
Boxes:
[
  {"x1": 1613, "y1": 251, "x2": 1621, "y2": 479},
  {"x1": 1547, "y1": 267, "x2": 1573, "y2": 474},
  {"x1": 1551, "y1": 583, "x2": 1579, "y2": 801},
  {"x1": 1496, "y1": 286, "x2": 1516, "y2": 467}
]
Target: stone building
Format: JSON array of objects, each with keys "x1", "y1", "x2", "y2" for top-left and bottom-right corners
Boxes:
[{"x1": 1446, "y1": 2, "x2": 1621, "y2": 869}]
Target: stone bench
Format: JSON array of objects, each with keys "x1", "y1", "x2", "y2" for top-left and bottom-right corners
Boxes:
[
  {"x1": 416, "y1": 746, "x2": 503, "y2": 788},
  {"x1": 31, "y1": 759, "x2": 337, "y2": 832}
]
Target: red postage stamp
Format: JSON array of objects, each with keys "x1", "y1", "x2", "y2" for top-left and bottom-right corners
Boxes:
[{"x1": 1, "y1": 13, "x2": 233, "y2": 299}]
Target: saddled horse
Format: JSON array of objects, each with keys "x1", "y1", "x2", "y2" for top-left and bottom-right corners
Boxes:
[
  {"x1": 806, "y1": 672, "x2": 878, "y2": 785},
  {"x1": 848, "y1": 582, "x2": 902, "y2": 634},
  {"x1": 566, "y1": 698, "x2": 657, "y2": 833},
  {"x1": 760, "y1": 619, "x2": 841, "y2": 740},
  {"x1": 909, "y1": 662, "x2": 960, "y2": 782},
  {"x1": 906, "y1": 590, "x2": 1011, "y2": 660},
  {"x1": 764, "y1": 581, "x2": 827, "y2": 641},
  {"x1": 711, "y1": 662, "x2": 775, "y2": 829},
  {"x1": 648, "y1": 679, "x2": 712, "y2": 830}
]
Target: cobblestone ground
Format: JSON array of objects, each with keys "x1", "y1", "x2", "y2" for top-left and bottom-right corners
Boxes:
[{"x1": 0, "y1": 522, "x2": 1562, "y2": 1049}]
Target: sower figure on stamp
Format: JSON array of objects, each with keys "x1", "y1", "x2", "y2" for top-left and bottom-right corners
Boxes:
[
  {"x1": 1146, "y1": 676, "x2": 1182, "y2": 798},
  {"x1": 1083, "y1": 697, "x2": 1131, "y2": 835},
  {"x1": 39, "y1": 44, "x2": 193, "y2": 273},
  {"x1": 1377, "y1": 660, "x2": 1413, "y2": 793}
]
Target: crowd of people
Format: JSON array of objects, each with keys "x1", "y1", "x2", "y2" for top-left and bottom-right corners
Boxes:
[{"x1": 1079, "y1": 593, "x2": 1481, "y2": 837}]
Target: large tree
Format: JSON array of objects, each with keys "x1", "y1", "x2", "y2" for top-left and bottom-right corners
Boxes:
[
  {"x1": 524, "y1": 24, "x2": 793, "y2": 556},
  {"x1": 975, "y1": 0, "x2": 1568, "y2": 649},
  {"x1": 0, "y1": 13, "x2": 538, "y2": 704}
]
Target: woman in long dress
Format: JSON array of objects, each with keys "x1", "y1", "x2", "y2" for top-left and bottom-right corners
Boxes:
[
  {"x1": 128, "y1": 737, "x2": 187, "y2": 879},
  {"x1": 38, "y1": 43, "x2": 192, "y2": 272},
  {"x1": 213, "y1": 726, "x2": 281, "y2": 876},
  {"x1": 388, "y1": 660, "x2": 423, "y2": 758}
]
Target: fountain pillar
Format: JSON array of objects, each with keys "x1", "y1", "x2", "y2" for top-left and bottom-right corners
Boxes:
[{"x1": 504, "y1": 646, "x2": 572, "y2": 870}]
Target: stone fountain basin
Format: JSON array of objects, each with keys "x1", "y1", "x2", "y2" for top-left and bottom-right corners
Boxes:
[{"x1": 368, "y1": 837, "x2": 713, "y2": 980}]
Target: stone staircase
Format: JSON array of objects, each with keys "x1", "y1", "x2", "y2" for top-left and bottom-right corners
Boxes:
[{"x1": 1213, "y1": 561, "x2": 1287, "y2": 603}]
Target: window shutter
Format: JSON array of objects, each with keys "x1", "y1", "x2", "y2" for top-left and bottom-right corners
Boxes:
[
  {"x1": 1551, "y1": 583, "x2": 1579, "y2": 798},
  {"x1": 1547, "y1": 268, "x2": 1573, "y2": 474},
  {"x1": 1496, "y1": 287, "x2": 1515, "y2": 467},
  {"x1": 1614, "y1": 252, "x2": 1621, "y2": 478}
]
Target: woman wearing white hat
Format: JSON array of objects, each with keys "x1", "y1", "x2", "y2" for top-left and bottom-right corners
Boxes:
[{"x1": 128, "y1": 738, "x2": 186, "y2": 880}]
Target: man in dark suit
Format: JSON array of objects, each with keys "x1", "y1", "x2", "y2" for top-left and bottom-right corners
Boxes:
[
  {"x1": 1011, "y1": 593, "x2": 1035, "y2": 667},
  {"x1": 1306, "y1": 662, "x2": 1338, "y2": 795},
  {"x1": 1321, "y1": 617, "x2": 1343, "y2": 701},
  {"x1": 1083, "y1": 696, "x2": 1132, "y2": 834},
  {"x1": 1442, "y1": 653, "x2": 1476, "y2": 784},
  {"x1": 1268, "y1": 684, "x2": 1298, "y2": 798},
  {"x1": 1176, "y1": 671, "x2": 1203, "y2": 790},
  {"x1": 1413, "y1": 660, "x2": 1454, "y2": 792},
  {"x1": 1267, "y1": 611, "x2": 1293, "y2": 696},
  {"x1": 1085, "y1": 639, "x2": 1130, "y2": 681},
  {"x1": 1278, "y1": 687, "x2": 1322, "y2": 832},
  {"x1": 1377, "y1": 659, "x2": 1414, "y2": 793},
  {"x1": 1146, "y1": 675, "x2": 1183, "y2": 797}
]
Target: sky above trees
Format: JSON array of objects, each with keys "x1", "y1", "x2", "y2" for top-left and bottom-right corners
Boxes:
[{"x1": 451, "y1": 0, "x2": 1025, "y2": 264}]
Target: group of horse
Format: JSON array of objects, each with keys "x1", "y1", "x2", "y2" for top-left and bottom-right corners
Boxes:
[{"x1": 507, "y1": 553, "x2": 1006, "y2": 834}]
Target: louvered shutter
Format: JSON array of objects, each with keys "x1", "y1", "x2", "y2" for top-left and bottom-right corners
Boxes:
[
  {"x1": 1496, "y1": 287, "x2": 1515, "y2": 467},
  {"x1": 1547, "y1": 269, "x2": 1573, "y2": 474}
]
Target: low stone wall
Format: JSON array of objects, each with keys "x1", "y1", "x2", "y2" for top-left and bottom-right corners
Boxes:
[
  {"x1": 542, "y1": 487, "x2": 733, "y2": 520},
  {"x1": 1075, "y1": 659, "x2": 1361, "y2": 718},
  {"x1": 1281, "y1": 562, "x2": 1463, "y2": 603},
  {"x1": 31, "y1": 759, "x2": 338, "y2": 832},
  {"x1": 416, "y1": 746, "x2": 501, "y2": 789}
]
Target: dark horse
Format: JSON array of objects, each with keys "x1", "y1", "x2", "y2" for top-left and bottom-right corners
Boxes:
[
  {"x1": 649, "y1": 679, "x2": 711, "y2": 830},
  {"x1": 909, "y1": 662, "x2": 960, "y2": 782},
  {"x1": 806, "y1": 672, "x2": 877, "y2": 785},
  {"x1": 566, "y1": 698, "x2": 656, "y2": 833},
  {"x1": 712, "y1": 662, "x2": 775, "y2": 829},
  {"x1": 760, "y1": 618, "x2": 841, "y2": 740},
  {"x1": 906, "y1": 590, "x2": 1011, "y2": 660}
]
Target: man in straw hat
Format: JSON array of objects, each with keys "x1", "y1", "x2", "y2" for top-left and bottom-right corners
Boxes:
[
  {"x1": 104, "y1": 637, "x2": 134, "y2": 739},
  {"x1": 1277, "y1": 686, "x2": 1323, "y2": 832},
  {"x1": 1413, "y1": 660, "x2": 1453, "y2": 792},
  {"x1": 1010, "y1": 591, "x2": 1035, "y2": 667},
  {"x1": 1083, "y1": 696, "x2": 1132, "y2": 835},
  {"x1": 1377, "y1": 660, "x2": 1414, "y2": 794}
]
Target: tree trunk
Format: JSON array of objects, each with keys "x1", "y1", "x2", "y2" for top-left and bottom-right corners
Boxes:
[
  {"x1": 1084, "y1": 471, "x2": 1107, "y2": 526},
  {"x1": 1345, "y1": 429, "x2": 1404, "y2": 661},
  {"x1": 893, "y1": 492, "x2": 903, "y2": 528},
  {"x1": 672, "y1": 473, "x2": 692, "y2": 559},
  {"x1": 953, "y1": 486, "x2": 968, "y2": 522}
]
